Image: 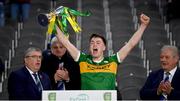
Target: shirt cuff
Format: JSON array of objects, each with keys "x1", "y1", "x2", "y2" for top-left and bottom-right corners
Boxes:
[{"x1": 65, "y1": 79, "x2": 70, "y2": 83}]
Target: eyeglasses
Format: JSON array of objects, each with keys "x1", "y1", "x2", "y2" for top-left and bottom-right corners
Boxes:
[{"x1": 26, "y1": 55, "x2": 42, "y2": 59}]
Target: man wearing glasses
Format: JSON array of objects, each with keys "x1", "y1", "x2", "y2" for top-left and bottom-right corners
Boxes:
[{"x1": 8, "y1": 47, "x2": 51, "y2": 100}]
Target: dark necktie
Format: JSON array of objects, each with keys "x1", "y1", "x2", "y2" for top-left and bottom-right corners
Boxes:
[
  {"x1": 160, "y1": 72, "x2": 170, "y2": 100},
  {"x1": 164, "y1": 72, "x2": 170, "y2": 82},
  {"x1": 33, "y1": 73, "x2": 43, "y2": 92},
  {"x1": 57, "y1": 81, "x2": 65, "y2": 90}
]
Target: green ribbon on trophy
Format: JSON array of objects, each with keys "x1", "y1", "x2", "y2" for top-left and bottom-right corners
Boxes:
[{"x1": 38, "y1": 6, "x2": 91, "y2": 37}]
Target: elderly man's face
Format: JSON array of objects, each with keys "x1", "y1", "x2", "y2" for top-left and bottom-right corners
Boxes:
[
  {"x1": 24, "y1": 51, "x2": 42, "y2": 72},
  {"x1": 51, "y1": 42, "x2": 67, "y2": 58},
  {"x1": 160, "y1": 49, "x2": 179, "y2": 71}
]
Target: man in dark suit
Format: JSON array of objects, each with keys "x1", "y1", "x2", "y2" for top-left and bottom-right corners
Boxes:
[
  {"x1": 41, "y1": 37, "x2": 81, "y2": 90},
  {"x1": 8, "y1": 47, "x2": 51, "y2": 100},
  {"x1": 140, "y1": 45, "x2": 180, "y2": 100}
]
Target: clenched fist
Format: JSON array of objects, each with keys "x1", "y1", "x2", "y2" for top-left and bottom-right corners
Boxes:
[{"x1": 140, "y1": 14, "x2": 150, "y2": 26}]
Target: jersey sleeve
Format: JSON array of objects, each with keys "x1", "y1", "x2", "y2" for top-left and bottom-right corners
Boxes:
[
  {"x1": 116, "y1": 52, "x2": 121, "y2": 63},
  {"x1": 75, "y1": 52, "x2": 88, "y2": 63},
  {"x1": 75, "y1": 51, "x2": 81, "y2": 62},
  {"x1": 109, "y1": 53, "x2": 122, "y2": 64}
]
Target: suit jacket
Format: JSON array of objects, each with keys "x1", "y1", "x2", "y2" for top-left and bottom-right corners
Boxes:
[
  {"x1": 140, "y1": 67, "x2": 180, "y2": 100},
  {"x1": 41, "y1": 50, "x2": 81, "y2": 90},
  {"x1": 8, "y1": 66, "x2": 51, "y2": 100}
]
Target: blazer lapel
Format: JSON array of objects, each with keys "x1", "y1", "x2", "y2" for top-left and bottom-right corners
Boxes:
[
  {"x1": 23, "y1": 67, "x2": 40, "y2": 92},
  {"x1": 156, "y1": 69, "x2": 164, "y2": 84},
  {"x1": 171, "y1": 67, "x2": 180, "y2": 86},
  {"x1": 38, "y1": 72, "x2": 45, "y2": 90}
]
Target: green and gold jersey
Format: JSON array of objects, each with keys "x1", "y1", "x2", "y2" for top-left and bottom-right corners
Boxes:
[{"x1": 77, "y1": 52, "x2": 121, "y2": 90}]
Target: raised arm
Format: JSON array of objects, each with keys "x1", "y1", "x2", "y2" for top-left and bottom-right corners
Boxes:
[
  {"x1": 118, "y1": 14, "x2": 150, "y2": 62},
  {"x1": 56, "y1": 25, "x2": 79, "y2": 60}
]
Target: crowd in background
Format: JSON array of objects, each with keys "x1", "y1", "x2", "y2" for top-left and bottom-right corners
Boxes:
[{"x1": 0, "y1": 0, "x2": 180, "y2": 27}]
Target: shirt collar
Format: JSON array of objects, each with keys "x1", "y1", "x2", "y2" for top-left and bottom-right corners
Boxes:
[
  {"x1": 164, "y1": 66, "x2": 177, "y2": 77},
  {"x1": 26, "y1": 66, "x2": 36, "y2": 75},
  {"x1": 93, "y1": 57, "x2": 104, "y2": 63},
  {"x1": 169, "y1": 66, "x2": 177, "y2": 77}
]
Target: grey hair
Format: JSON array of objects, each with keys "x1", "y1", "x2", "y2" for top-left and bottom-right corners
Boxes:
[
  {"x1": 161, "y1": 45, "x2": 179, "y2": 57},
  {"x1": 24, "y1": 47, "x2": 42, "y2": 58},
  {"x1": 50, "y1": 37, "x2": 58, "y2": 46}
]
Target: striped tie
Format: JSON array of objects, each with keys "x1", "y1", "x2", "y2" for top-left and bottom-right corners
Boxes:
[
  {"x1": 57, "y1": 81, "x2": 65, "y2": 90},
  {"x1": 33, "y1": 73, "x2": 43, "y2": 92},
  {"x1": 164, "y1": 72, "x2": 170, "y2": 82},
  {"x1": 160, "y1": 72, "x2": 170, "y2": 100}
]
